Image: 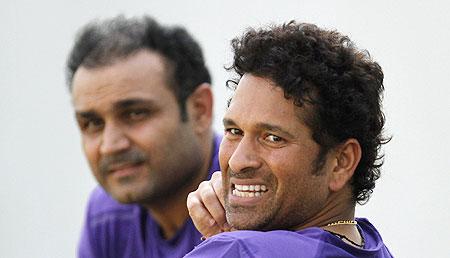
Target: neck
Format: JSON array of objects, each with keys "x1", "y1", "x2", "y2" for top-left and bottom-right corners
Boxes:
[
  {"x1": 293, "y1": 186, "x2": 363, "y2": 247},
  {"x1": 295, "y1": 186, "x2": 356, "y2": 231},
  {"x1": 146, "y1": 193, "x2": 191, "y2": 240},
  {"x1": 145, "y1": 132, "x2": 213, "y2": 239}
]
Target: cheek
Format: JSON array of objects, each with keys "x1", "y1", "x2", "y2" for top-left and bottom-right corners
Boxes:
[
  {"x1": 82, "y1": 137, "x2": 100, "y2": 164},
  {"x1": 268, "y1": 145, "x2": 317, "y2": 172},
  {"x1": 265, "y1": 150, "x2": 313, "y2": 194},
  {"x1": 218, "y1": 140, "x2": 235, "y2": 171},
  {"x1": 265, "y1": 151, "x2": 299, "y2": 176},
  {"x1": 133, "y1": 117, "x2": 180, "y2": 147}
]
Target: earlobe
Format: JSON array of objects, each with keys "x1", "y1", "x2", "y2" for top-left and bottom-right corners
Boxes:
[
  {"x1": 328, "y1": 139, "x2": 362, "y2": 192},
  {"x1": 186, "y1": 83, "x2": 213, "y2": 134}
]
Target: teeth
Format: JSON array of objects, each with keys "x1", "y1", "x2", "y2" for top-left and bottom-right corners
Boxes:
[
  {"x1": 234, "y1": 184, "x2": 268, "y2": 192},
  {"x1": 232, "y1": 184, "x2": 268, "y2": 197}
]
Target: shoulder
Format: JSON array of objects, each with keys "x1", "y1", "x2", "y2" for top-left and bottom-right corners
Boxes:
[
  {"x1": 85, "y1": 186, "x2": 140, "y2": 225},
  {"x1": 187, "y1": 225, "x2": 395, "y2": 258},
  {"x1": 80, "y1": 187, "x2": 143, "y2": 257},
  {"x1": 356, "y1": 218, "x2": 394, "y2": 257},
  {"x1": 185, "y1": 230, "x2": 323, "y2": 258}
]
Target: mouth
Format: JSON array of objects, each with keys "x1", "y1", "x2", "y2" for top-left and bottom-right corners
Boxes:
[
  {"x1": 232, "y1": 183, "x2": 268, "y2": 198},
  {"x1": 107, "y1": 162, "x2": 145, "y2": 178}
]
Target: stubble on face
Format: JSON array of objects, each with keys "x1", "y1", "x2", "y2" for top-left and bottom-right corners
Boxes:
[
  {"x1": 73, "y1": 50, "x2": 206, "y2": 206},
  {"x1": 222, "y1": 167, "x2": 278, "y2": 230},
  {"x1": 97, "y1": 127, "x2": 204, "y2": 205},
  {"x1": 223, "y1": 166, "x2": 327, "y2": 231},
  {"x1": 95, "y1": 147, "x2": 147, "y2": 203},
  {"x1": 220, "y1": 74, "x2": 330, "y2": 231}
]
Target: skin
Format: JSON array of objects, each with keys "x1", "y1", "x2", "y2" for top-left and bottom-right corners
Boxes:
[
  {"x1": 220, "y1": 74, "x2": 334, "y2": 230},
  {"x1": 188, "y1": 73, "x2": 363, "y2": 246},
  {"x1": 72, "y1": 49, "x2": 214, "y2": 239}
]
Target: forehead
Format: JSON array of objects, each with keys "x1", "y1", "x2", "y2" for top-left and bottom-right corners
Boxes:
[
  {"x1": 225, "y1": 74, "x2": 310, "y2": 132},
  {"x1": 71, "y1": 50, "x2": 176, "y2": 111}
]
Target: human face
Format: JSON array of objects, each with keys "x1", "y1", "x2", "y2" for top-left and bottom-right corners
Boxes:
[
  {"x1": 72, "y1": 50, "x2": 204, "y2": 204},
  {"x1": 220, "y1": 74, "x2": 332, "y2": 230}
]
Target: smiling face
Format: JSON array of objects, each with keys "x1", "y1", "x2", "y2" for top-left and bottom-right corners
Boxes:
[
  {"x1": 220, "y1": 74, "x2": 334, "y2": 230},
  {"x1": 72, "y1": 49, "x2": 204, "y2": 204}
]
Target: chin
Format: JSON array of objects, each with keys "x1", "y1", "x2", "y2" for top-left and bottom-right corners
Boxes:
[
  {"x1": 105, "y1": 184, "x2": 145, "y2": 204},
  {"x1": 227, "y1": 212, "x2": 272, "y2": 231},
  {"x1": 230, "y1": 221, "x2": 268, "y2": 231},
  {"x1": 109, "y1": 190, "x2": 136, "y2": 204},
  {"x1": 104, "y1": 180, "x2": 146, "y2": 203}
]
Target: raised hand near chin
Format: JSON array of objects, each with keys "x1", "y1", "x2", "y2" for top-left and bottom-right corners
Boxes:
[{"x1": 187, "y1": 171, "x2": 232, "y2": 239}]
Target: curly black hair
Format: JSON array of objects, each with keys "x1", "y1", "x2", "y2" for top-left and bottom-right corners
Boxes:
[
  {"x1": 66, "y1": 15, "x2": 211, "y2": 120},
  {"x1": 227, "y1": 21, "x2": 389, "y2": 204}
]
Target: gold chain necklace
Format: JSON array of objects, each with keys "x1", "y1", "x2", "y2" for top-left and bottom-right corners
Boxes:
[
  {"x1": 326, "y1": 220, "x2": 357, "y2": 227},
  {"x1": 324, "y1": 220, "x2": 364, "y2": 248}
]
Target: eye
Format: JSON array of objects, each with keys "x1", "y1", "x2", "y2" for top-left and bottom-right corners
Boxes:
[
  {"x1": 224, "y1": 128, "x2": 243, "y2": 139},
  {"x1": 266, "y1": 134, "x2": 282, "y2": 142},
  {"x1": 229, "y1": 128, "x2": 242, "y2": 135},
  {"x1": 126, "y1": 109, "x2": 149, "y2": 121},
  {"x1": 79, "y1": 118, "x2": 104, "y2": 134},
  {"x1": 264, "y1": 134, "x2": 285, "y2": 146}
]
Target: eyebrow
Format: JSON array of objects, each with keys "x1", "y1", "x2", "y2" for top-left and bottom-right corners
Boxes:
[
  {"x1": 116, "y1": 98, "x2": 157, "y2": 109},
  {"x1": 75, "y1": 98, "x2": 156, "y2": 118},
  {"x1": 223, "y1": 118, "x2": 295, "y2": 139},
  {"x1": 223, "y1": 118, "x2": 237, "y2": 127},
  {"x1": 75, "y1": 111, "x2": 98, "y2": 120}
]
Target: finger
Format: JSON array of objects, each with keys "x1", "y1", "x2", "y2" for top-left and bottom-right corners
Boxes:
[
  {"x1": 187, "y1": 190, "x2": 222, "y2": 237},
  {"x1": 199, "y1": 179, "x2": 228, "y2": 231},
  {"x1": 210, "y1": 171, "x2": 230, "y2": 230},
  {"x1": 211, "y1": 171, "x2": 225, "y2": 207}
]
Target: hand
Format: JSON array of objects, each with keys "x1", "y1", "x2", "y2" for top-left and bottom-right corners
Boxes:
[{"x1": 187, "y1": 171, "x2": 231, "y2": 238}]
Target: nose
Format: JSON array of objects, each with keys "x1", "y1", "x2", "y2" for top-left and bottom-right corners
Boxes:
[
  {"x1": 99, "y1": 123, "x2": 130, "y2": 155},
  {"x1": 227, "y1": 137, "x2": 262, "y2": 173}
]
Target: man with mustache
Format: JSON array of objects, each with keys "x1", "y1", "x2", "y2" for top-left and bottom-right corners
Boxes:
[
  {"x1": 186, "y1": 22, "x2": 393, "y2": 257},
  {"x1": 66, "y1": 15, "x2": 219, "y2": 257}
]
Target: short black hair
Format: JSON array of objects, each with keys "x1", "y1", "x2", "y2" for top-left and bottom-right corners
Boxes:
[
  {"x1": 227, "y1": 21, "x2": 389, "y2": 204},
  {"x1": 66, "y1": 15, "x2": 211, "y2": 120}
]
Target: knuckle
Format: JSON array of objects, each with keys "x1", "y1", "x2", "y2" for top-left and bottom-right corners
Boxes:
[
  {"x1": 200, "y1": 189, "x2": 216, "y2": 203},
  {"x1": 186, "y1": 191, "x2": 194, "y2": 201},
  {"x1": 198, "y1": 180, "x2": 210, "y2": 189},
  {"x1": 186, "y1": 195, "x2": 200, "y2": 210},
  {"x1": 212, "y1": 171, "x2": 221, "y2": 179}
]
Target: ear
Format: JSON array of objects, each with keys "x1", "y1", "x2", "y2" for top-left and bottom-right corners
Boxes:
[
  {"x1": 185, "y1": 83, "x2": 213, "y2": 134},
  {"x1": 328, "y1": 138, "x2": 362, "y2": 192}
]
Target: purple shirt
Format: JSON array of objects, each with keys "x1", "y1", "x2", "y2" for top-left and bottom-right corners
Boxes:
[
  {"x1": 78, "y1": 135, "x2": 221, "y2": 258},
  {"x1": 184, "y1": 218, "x2": 393, "y2": 258}
]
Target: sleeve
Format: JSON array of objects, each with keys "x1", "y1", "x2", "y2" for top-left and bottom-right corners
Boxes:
[{"x1": 184, "y1": 234, "x2": 254, "y2": 258}]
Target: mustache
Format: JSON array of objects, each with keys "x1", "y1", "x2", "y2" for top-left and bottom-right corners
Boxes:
[
  {"x1": 227, "y1": 167, "x2": 259, "y2": 179},
  {"x1": 99, "y1": 149, "x2": 147, "y2": 174}
]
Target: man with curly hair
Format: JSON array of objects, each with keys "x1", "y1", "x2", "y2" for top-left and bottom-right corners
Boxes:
[
  {"x1": 186, "y1": 21, "x2": 393, "y2": 257},
  {"x1": 66, "y1": 15, "x2": 219, "y2": 258}
]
